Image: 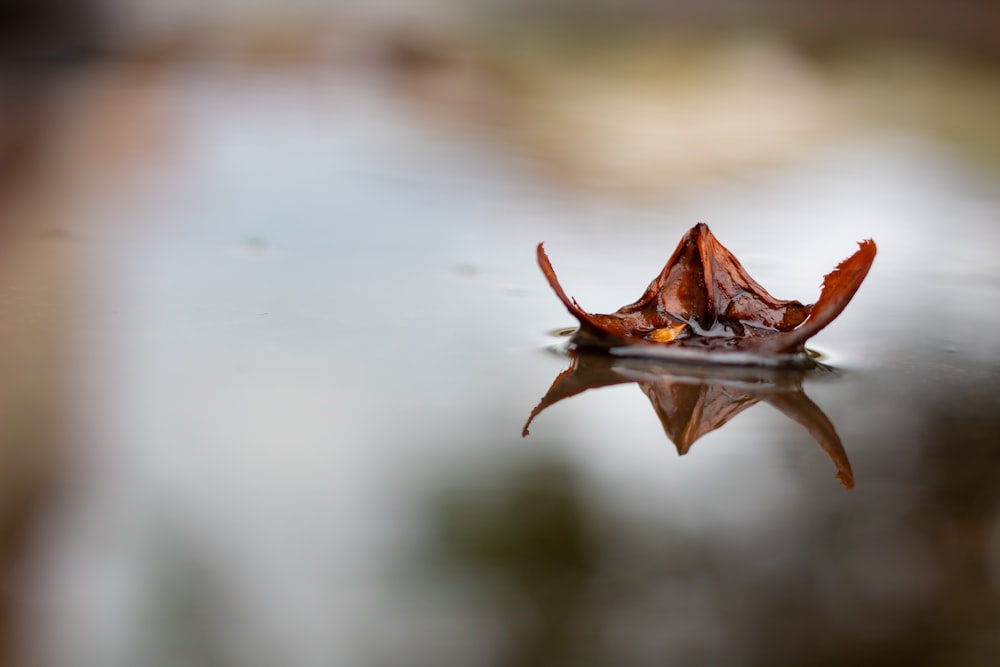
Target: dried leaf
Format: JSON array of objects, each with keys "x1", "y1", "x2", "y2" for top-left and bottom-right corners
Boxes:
[{"x1": 537, "y1": 223, "x2": 876, "y2": 358}]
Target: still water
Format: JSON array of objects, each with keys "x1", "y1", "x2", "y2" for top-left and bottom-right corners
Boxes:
[{"x1": 6, "y1": 63, "x2": 1000, "y2": 666}]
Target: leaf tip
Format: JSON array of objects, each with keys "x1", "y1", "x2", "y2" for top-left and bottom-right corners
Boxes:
[{"x1": 822, "y1": 237, "x2": 877, "y2": 289}]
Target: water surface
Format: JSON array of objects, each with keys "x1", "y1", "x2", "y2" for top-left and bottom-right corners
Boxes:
[{"x1": 7, "y1": 62, "x2": 1000, "y2": 666}]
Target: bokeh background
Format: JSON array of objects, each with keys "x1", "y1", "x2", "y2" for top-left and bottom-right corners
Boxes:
[{"x1": 2, "y1": 1, "x2": 1000, "y2": 666}]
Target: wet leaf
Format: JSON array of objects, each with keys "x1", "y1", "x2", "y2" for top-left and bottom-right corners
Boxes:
[{"x1": 537, "y1": 223, "x2": 876, "y2": 359}]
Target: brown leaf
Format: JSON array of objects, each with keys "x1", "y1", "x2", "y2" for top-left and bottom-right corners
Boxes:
[{"x1": 537, "y1": 223, "x2": 875, "y2": 358}]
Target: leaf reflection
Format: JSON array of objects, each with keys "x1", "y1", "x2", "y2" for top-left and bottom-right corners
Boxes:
[{"x1": 524, "y1": 351, "x2": 854, "y2": 488}]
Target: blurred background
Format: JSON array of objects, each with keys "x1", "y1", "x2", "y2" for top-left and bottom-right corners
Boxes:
[{"x1": 1, "y1": 1, "x2": 1000, "y2": 666}]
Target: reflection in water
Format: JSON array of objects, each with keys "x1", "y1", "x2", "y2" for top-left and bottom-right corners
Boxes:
[
  {"x1": 417, "y1": 363, "x2": 1000, "y2": 667},
  {"x1": 524, "y1": 349, "x2": 854, "y2": 487},
  {"x1": 426, "y1": 457, "x2": 600, "y2": 667}
]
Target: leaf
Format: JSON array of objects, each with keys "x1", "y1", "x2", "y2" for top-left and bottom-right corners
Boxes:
[{"x1": 537, "y1": 223, "x2": 876, "y2": 358}]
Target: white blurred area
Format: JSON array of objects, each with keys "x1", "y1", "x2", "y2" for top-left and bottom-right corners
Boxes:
[{"x1": 1, "y1": 2, "x2": 1000, "y2": 667}]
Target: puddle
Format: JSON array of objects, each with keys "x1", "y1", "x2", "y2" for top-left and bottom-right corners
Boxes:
[{"x1": 2, "y1": 59, "x2": 1000, "y2": 667}]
